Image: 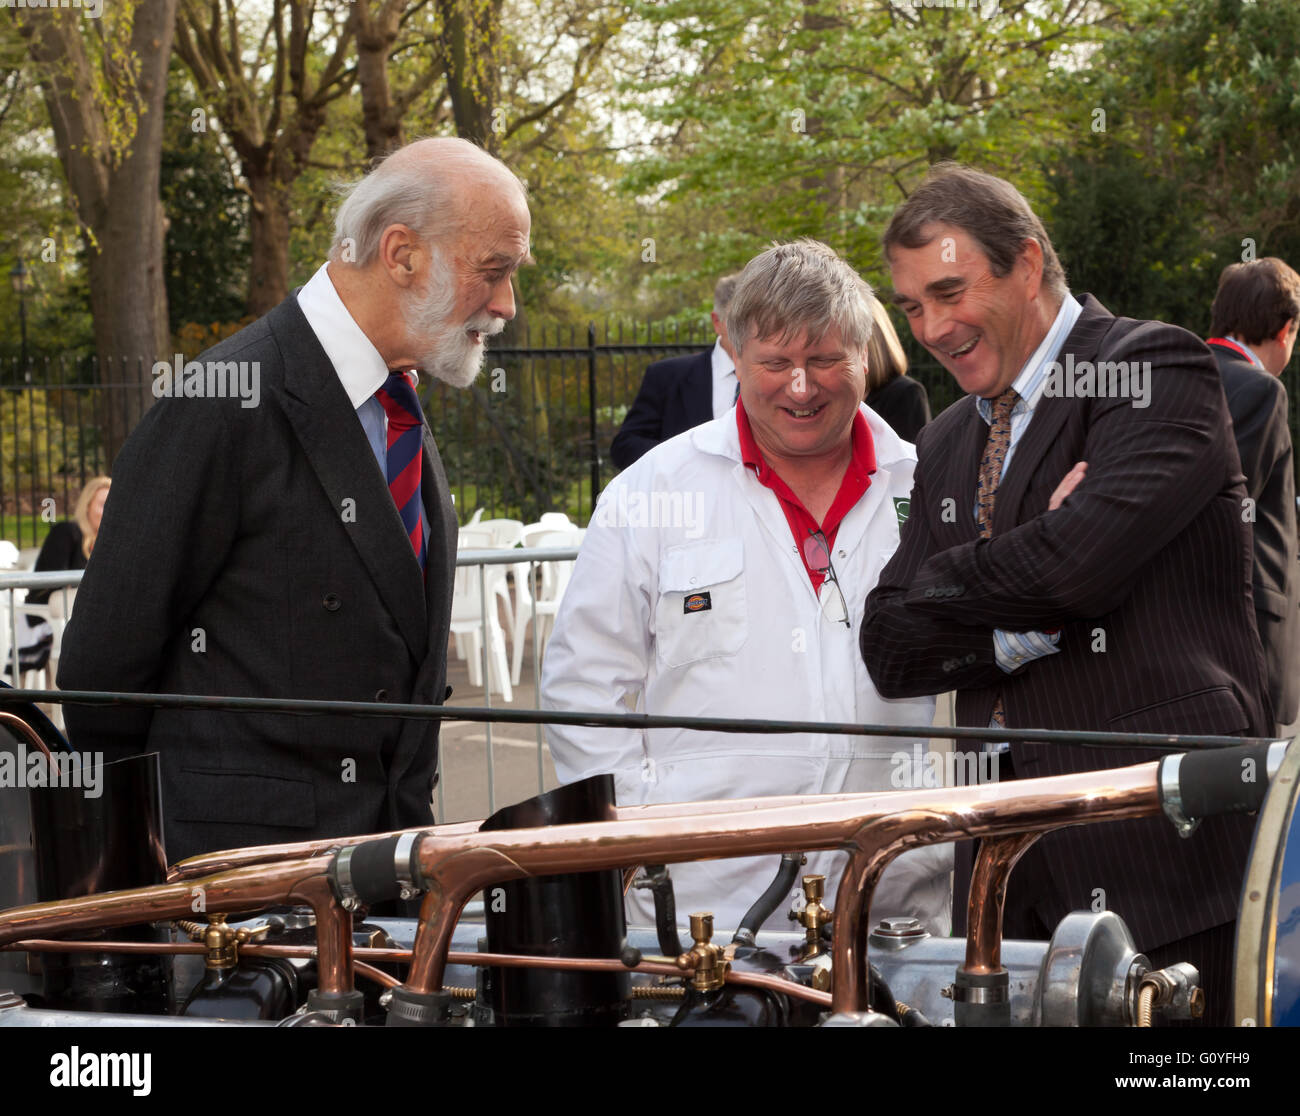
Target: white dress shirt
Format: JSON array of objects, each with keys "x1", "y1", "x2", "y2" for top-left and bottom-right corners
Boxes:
[{"x1": 709, "y1": 339, "x2": 738, "y2": 420}]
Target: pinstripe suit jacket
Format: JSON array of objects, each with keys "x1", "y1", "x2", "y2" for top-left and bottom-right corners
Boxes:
[
  {"x1": 861, "y1": 295, "x2": 1272, "y2": 950},
  {"x1": 59, "y1": 295, "x2": 459, "y2": 863}
]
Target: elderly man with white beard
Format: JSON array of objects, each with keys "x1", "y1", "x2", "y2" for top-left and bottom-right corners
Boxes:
[{"x1": 59, "y1": 138, "x2": 531, "y2": 861}]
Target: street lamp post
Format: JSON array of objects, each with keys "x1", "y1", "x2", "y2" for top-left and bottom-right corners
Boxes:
[{"x1": 9, "y1": 258, "x2": 29, "y2": 376}]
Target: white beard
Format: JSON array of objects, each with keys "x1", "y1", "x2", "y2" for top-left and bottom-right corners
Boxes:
[{"x1": 402, "y1": 257, "x2": 504, "y2": 389}]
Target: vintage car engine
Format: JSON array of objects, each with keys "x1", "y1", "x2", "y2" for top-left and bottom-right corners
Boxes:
[{"x1": 0, "y1": 707, "x2": 1297, "y2": 1029}]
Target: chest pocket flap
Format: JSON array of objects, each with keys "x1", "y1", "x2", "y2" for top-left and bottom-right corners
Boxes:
[{"x1": 655, "y1": 538, "x2": 748, "y2": 669}]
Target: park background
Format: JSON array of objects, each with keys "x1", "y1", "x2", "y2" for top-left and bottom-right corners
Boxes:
[{"x1": 2, "y1": 0, "x2": 1299, "y2": 545}]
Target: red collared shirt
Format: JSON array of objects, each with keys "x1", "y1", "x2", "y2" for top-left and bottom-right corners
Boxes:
[{"x1": 736, "y1": 398, "x2": 876, "y2": 590}]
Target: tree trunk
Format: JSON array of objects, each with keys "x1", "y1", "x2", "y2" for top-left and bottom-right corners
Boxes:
[
  {"x1": 438, "y1": 0, "x2": 503, "y2": 151},
  {"x1": 16, "y1": 0, "x2": 176, "y2": 462},
  {"x1": 245, "y1": 167, "x2": 293, "y2": 318},
  {"x1": 356, "y1": 1, "x2": 406, "y2": 160}
]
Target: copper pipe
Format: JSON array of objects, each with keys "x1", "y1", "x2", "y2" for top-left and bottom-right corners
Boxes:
[
  {"x1": 167, "y1": 821, "x2": 482, "y2": 882},
  {"x1": 963, "y1": 832, "x2": 1042, "y2": 976},
  {"x1": 4, "y1": 939, "x2": 207, "y2": 955},
  {"x1": 294, "y1": 876, "x2": 353, "y2": 999},
  {"x1": 353, "y1": 959, "x2": 399, "y2": 989},
  {"x1": 622, "y1": 867, "x2": 638, "y2": 895},
  {"x1": 0, "y1": 710, "x2": 53, "y2": 760},
  {"x1": 2, "y1": 939, "x2": 829, "y2": 1008},
  {"x1": 0, "y1": 858, "x2": 335, "y2": 954},
  {"x1": 403, "y1": 763, "x2": 1162, "y2": 995},
  {"x1": 831, "y1": 810, "x2": 954, "y2": 1014},
  {"x1": 167, "y1": 793, "x2": 882, "y2": 881}
]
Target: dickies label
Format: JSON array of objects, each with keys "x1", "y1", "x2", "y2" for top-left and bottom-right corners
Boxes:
[{"x1": 683, "y1": 592, "x2": 712, "y2": 614}]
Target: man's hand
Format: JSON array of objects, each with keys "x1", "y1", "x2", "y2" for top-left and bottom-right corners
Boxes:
[{"x1": 1049, "y1": 461, "x2": 1087, "y2": 511}]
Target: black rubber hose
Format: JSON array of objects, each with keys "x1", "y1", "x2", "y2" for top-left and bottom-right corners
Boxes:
[
  {"x1": 635, "y1": 865, "x2": 683, "y2": 958},
  {"x1": 732, "y1": 853, "x2": 803, "y2": 946},
  {"x1": 1162, "y1": 742, "x2": 1276, "y2": 821}
]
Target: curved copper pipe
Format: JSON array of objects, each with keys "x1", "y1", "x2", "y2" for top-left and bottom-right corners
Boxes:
[
  {"x1": 831, "y1": 811, "x2": 954, "y2": 1014},
  {"x1": 963, "y1": 832, "x2": 1042, "y2": 976},
  {"x1": 0, "y1": 710, "x2": 53, "y2": 760},
  {"x1": 353, "y1": 959, "x2": 400, "y2": 989},
  {"x1": 0, "y1": 859, "x2": 353, "y2": 998},
  {"x1": 622, "y1": 867, "x2": 638, "y2": 895},
  {"x1": 403, "y1": 763, "x2": 1162, "y2": 996}
]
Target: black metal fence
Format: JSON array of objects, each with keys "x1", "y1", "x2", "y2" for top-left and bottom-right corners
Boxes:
[{"x1": 15, "y1": 322, "x2": 1294, "y2": 550}]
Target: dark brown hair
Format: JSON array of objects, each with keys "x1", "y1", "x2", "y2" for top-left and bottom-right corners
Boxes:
[
  {"x1": 1210, "y1": 258, "x2": 1300, "y2": 345},
  {"x1": 882, "y1": 163, "x2": 1067, "y2": 299}
]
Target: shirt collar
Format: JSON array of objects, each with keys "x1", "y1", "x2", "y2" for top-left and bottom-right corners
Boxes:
[
  {"x1": 976, "y1": 293, "x2": 1083, "y2": 426},
  {"x1": 735, "y1": 396, "x2": 876, "y2": 488},
  {"x1": 711, "y1": 337, "x2": 735, "y2": 383},
  {"x1": 297, "y1": 262, "x2": 395, "y2": 409}
]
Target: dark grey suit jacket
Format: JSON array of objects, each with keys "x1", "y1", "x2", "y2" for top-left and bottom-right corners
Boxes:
[
  {"x1": 862, "y1": 295, "x2": 1272, "y2": 950},
  {"x1": 610, "y1": 349, "x2": 715, "y2": 470},
  {"x1": 1211, "y1": 343, "x2": 1300, "y2": 727},
  {"x1": 59, "y1": 294, "x2": 458, "y2": 863}
]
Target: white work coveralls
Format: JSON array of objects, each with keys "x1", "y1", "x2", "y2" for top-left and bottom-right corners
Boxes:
[{"x1": 541, "y1": 405, "x2": 952, "y2": 936}]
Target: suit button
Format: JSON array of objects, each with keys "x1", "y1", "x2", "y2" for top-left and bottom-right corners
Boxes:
[
  {"x1": 323, "y1": 593, "x2": 342, "y2": 611},
  {"x1": 374, "y1": 689, "x2": 389, "y2": 702}
]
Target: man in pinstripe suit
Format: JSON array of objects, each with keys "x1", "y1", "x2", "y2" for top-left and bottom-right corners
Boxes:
[{"x1": 862, "y1": 164, "x2": 1271, "y2": 1025}]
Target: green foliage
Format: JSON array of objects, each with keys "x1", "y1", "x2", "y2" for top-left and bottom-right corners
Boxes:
[{"x1": 161, "y1": 61, "x2": 251, "y2": 336}]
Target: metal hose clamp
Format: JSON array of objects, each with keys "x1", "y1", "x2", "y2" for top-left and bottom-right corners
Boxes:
[
  {"x1": 1159, "y1": 753, "x2": 1199, "y2": 838},
  {"x1": 394, "y1": 832, "x2": 421, "y2": 900},
  {"x1": 334, "y1": 844, "x2": 360, "y2": 911}
]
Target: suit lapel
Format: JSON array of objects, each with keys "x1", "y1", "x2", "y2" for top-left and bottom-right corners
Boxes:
[
  {"x1": 993, "y1": 295, "x2": 1116, "y2": 534},
  {"x1": 936, "y1": 397, "x2": 985, "y2": 546},
  {"x1": 683, "y1": 350, "x2": 715, "y2": 427},
  {"x1": 270, "y1": 298, "x2": 429, "y2": 660}
]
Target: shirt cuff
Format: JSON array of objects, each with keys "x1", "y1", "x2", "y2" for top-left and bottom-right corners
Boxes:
[{"x1": 993, "y1": 628, "x2": 1062, "y2": 674}]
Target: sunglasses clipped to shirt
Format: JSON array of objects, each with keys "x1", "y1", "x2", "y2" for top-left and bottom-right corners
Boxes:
[{"x1": 803, "y1": 529, "x2": 851, "y2": 628}]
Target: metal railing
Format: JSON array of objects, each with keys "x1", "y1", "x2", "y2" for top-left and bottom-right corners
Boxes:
[{"x1": 0, "y1": 545, "x2": 582, "y2": 821}]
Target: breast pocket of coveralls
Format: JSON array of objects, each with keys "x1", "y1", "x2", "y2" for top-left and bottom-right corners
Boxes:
[{"x1": 654, "y1": 538, "x2": 749, "y2": 670}]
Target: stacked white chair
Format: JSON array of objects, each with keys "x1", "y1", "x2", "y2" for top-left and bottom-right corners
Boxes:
[
  {"x1": 449, "y1": 525, "x2": 514, "y2": 702},
  {"x1": 514, "y1": 520, "x2": 585, "y2": 681}
]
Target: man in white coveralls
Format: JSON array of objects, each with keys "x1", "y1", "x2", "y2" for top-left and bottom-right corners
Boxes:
[{"x1": 541, "y1": 240, "x2": 951, "y2": 935}]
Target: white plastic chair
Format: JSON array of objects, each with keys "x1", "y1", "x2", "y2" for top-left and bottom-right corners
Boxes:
[
  {"x1": 449, "y1": 526, "x2": 513, "y2": 702},
  {"x1": 511, "y1": 526, "x2": 584, "y2": 680}
]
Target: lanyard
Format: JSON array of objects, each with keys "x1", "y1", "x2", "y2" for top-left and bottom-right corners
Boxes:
[{"x1": 1206, "y1": 337, "x2": 1261, "y2": 367}]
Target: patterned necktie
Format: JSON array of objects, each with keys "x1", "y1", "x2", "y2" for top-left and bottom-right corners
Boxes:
[
  {"x1": 978, "y1": 388, "x2": 1019, "y2": 725},
  {"x1": 375, "y1": 372, "x2": 426, "y2": 570}
]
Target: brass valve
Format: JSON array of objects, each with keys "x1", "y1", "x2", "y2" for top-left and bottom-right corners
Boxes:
[
  {"x1": 178, "y1": 914, "x2": 270, "y2": 971},
  {"x1": 675, "y1": 912, "x2": 730, "y2": 992},
  {"x1": 793, "y1": 875, "x2": 833, "y2": 958}
]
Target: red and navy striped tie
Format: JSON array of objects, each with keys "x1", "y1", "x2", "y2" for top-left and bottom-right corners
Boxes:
[{"x1": 375, "y1": 372, "x2": 426, "y2": 570}]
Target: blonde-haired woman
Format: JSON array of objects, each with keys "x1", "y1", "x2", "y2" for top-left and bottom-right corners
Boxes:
[
  {"x1": 26, "y1": 476, "x2": 111, "y2": 606},
  {"x1": 865, "y1": 299, "x2": 930, "y2": 442}
]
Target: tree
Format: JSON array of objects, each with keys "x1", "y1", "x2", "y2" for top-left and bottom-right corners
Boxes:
[
  {"x1": 620, "y1": 0, "x2": 1128, "y2": 285},
  {"x1": 173, "y1": 0, "x2": 356, "y2": 316},
  {"x1": 13, "y1": 0, "x2": 177, "y2": 456}
]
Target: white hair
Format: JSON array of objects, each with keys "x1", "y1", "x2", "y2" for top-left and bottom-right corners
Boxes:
[{"x1": 330, "y1": 138, "x2": 527, "y2": 268}]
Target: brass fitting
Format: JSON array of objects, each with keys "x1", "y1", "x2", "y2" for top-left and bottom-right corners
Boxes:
[
  {"x1": 675, "y1": 912, "x2": 730, "y2": 992},
  {"x1": 178, "y1": 914, "x2": 270, "y2": 971},
  {"x1": 793, "y1": 875, "x2": 833, "y2": 959}
]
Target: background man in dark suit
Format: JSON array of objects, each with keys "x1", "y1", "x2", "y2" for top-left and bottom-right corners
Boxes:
[
  {"x1": 1206, "y1": 258, "x2": 1300, "y2": 732},
  {"x1": 58, "y1": 138, "x2": 532, "y2": 863},
  {"x1": 610, "y1": 272, "x2": 740, "y2": 468},
  {"x1": 861, "y1": 164, "x2": 1271, "y2": 1024}
]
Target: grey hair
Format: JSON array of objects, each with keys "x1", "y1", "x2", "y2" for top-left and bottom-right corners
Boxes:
[
  {"x1": 713, "y1": 272, "x2": 742, "y2": 314},
  {"x1": 330, "y1": 137, "x2": 527, "y2": 268},
  {"x1": 725, "y1": 240, "x2": 876, "y2": 356}
]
